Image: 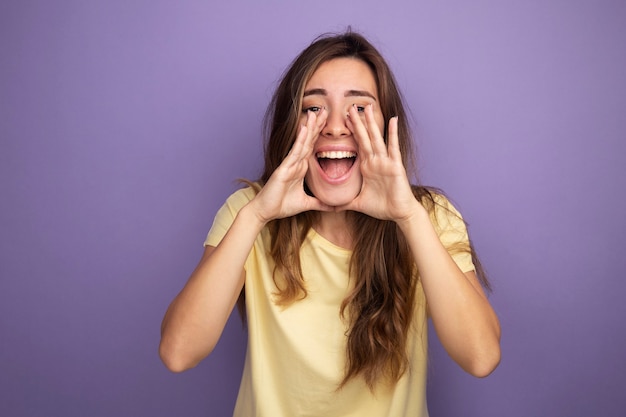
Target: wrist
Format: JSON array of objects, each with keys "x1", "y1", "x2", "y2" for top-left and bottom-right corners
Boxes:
[
  {"x1": 238, "y1": 201, "x2": 270, "y2": 232},
  {"x1": 394, "y1": 201, "x2": 430, "y2": 234}
]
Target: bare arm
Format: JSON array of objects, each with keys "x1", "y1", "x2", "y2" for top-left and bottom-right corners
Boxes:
[
  {"x1": 396, "y1": 206, "x2": 501, "y2": 377},
  {"x1": 159, "y1": 110, "x2": 330, "y2": 372},
  {"x1": 341, "y1": 105, "x2": 501, "y2": 377},
  {"x1": 159, "y1": 204, "x2": 264, "y2": 372}
]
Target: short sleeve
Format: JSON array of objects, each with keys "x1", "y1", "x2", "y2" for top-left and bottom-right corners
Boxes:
[
  {"x1": 430, "y1": 194, "x2": 475, "y2": 273},
  {"x1": 204, "y1": 187, "x2": 257, "y2": 247}
]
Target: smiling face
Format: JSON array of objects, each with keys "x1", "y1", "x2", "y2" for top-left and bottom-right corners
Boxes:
[{"x1": 302, "y1": 57, "x2": 385, "y2": 207}]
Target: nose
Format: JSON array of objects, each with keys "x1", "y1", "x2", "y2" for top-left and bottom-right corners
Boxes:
[{"x1": 321, "y1": 107, "x2": 350, "y2": 138}]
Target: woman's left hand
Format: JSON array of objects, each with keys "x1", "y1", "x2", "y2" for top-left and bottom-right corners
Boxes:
[
  {"x1": 337, "y1": 104, "x2": 420, "y2": 223},
  {"x1": 341, "y1": 106, "x2": 502, "y2": 377}
]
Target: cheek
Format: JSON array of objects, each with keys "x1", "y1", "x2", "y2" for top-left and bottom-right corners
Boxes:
[
  {"x1": 376, "y1": 115, "x2": 385, "y2": 135},
  {"x1": 304, "y1": 157, "x2": 318, "y2": 180}
]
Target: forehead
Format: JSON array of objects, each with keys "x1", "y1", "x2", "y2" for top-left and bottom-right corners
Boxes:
[{"x1": 305, "y1": 58, "x2": 378, "y2": 94}]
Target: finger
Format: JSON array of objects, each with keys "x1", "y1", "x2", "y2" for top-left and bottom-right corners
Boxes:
[
  {"x1": 304, "y1": 107, "x2": 327, "y2": 153},
  {"x1": 301, "y1": 110, "x2": 317, "y2": 154},
  {"x1": 387, "y1": 116, "x2": 401, "y2": 161},
  {"x1": 315, "y1": 106, "x2": 328, "y2": 130},
  {"x1": 364, "y1": 104, "x2": 387, "y2": 155},
  {"x1": 347, "y1": 104, "x2": 373, "y2": 155},
  {"x1": 286, "y1": 108, "x2": 322, "y2": 162},
  {"x1": 285, "y1": 123, "x2": 308, "y2": 163}
]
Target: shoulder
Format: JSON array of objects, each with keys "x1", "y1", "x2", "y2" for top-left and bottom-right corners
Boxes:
[
  {"x1": 204, "y1": 185, "x2": 260, "y2": 247},
  {"x1": 414, "y1": 186, "x2": 467, "y2": 236},
  {"x1": 210, "y1": 184, "x2": 259, "y2": 224},
  {"x1": 222, "y1": 185, "x2": 258, "y2": 211},
  {"x1": 416, "y1": 187, "x2": 475, "y2": 271}
]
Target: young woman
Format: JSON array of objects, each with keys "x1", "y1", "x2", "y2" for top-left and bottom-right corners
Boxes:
[{"x1": 160, "y1": 30, "x2": 501, "y2": 416}]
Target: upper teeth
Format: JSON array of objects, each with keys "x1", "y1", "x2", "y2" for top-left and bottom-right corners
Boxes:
[{"x1": 316, "y1": 151, "x2": 356, "y2": 159}]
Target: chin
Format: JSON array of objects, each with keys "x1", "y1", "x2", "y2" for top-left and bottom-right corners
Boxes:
[
  {"x1": 306, "y1": 180, "x2": 362, "y2": 209},
  {"x1": 321, "y1": 194, "x2": 358, "y2": 209}
]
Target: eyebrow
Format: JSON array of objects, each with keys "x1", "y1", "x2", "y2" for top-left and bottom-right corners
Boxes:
[{"x1": 303, "y1": 88, "x2": 377, "y2": 100}]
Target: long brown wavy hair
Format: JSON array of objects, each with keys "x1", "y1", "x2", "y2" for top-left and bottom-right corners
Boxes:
[{"x1": 243, "y1": 30, "x2": 489, "y2": 390}]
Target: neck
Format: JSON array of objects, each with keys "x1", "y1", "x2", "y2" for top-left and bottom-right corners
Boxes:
[{"x1": 313, "y1": 210, "x2": 354, "y2": 249}]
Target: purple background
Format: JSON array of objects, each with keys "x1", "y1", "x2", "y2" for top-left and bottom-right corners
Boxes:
[{"x1": 1, "y1": 1, "x2": 625, "y2": 416}]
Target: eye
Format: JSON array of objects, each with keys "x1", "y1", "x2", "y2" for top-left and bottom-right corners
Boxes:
[
  {"x1": 302, "y1": 106, "x2": 322, "y2": 114},
  {"x1": 351, "y1": 103, "x2": 367, "y2": 113}
]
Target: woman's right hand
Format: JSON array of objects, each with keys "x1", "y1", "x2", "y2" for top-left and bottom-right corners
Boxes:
[{"x1": 249, "y1": 108, "x2": 332, "y2": 223}]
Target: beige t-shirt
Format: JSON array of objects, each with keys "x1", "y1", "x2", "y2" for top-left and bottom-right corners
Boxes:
[{"x1": 205, "y1": 187, "x2": 474, "y2": 417}]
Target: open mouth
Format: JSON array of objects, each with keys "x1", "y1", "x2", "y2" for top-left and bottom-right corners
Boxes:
[{"x1": 316, "y1": 151, "x2": 357, "y2": 179}]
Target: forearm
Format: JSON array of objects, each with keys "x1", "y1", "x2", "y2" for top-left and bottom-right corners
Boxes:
[
  {"x1": 397, "y1": 204, "x2": 501, "y2": 377},
  {"x1": 159, "y1": 203, "x2": 265, "y2": 372}
]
